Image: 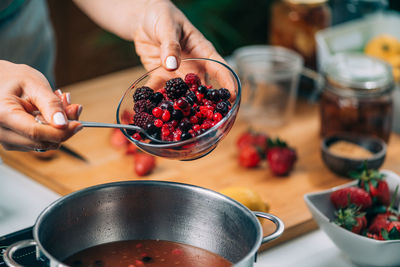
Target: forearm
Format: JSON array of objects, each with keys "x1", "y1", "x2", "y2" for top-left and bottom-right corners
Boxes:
[{"x1": 72, "y1": 0, "x2": 159, "y2": 41}]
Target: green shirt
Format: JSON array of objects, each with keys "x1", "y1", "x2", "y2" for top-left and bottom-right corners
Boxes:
[{"x1": 0, "y1": 0, "x2": 25, "y2": 20}]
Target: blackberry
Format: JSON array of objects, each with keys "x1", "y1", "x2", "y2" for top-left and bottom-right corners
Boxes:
[
  {"x1": 150, "y1": 92, "x2": 164, "y2": 105},
  {"x1": 218, "y1": 88, "x2": 231, "y2": 101},
  {"x1": 171, "y1": 109, "x2": 183, "y2": 121},
  {"x1": 134, "y1": 99, "x2": 156, "y2": 114},
  {"x1": 216, "y1": 101, "x2": 229, "y2": 116},
  {"x1": 133, "y1": 112, "x2": 155, "y2": 129},
  {"x1": 165, "y1": 78, "x2": 189, "y2": 99},
  {"x1": 206, "y1": 89, "x2": 220, "y2": 102},
  {"x1": 197, "y1": 85, "x2": 207, "y2": 95},
  {"x1": 185, "y1": 91, "x2": 197, "y2": 105},
  {"x1": 133, "y1": 86, "x2": 154, "y2": 102}
]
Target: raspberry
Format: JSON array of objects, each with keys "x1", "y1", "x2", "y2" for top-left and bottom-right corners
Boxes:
[
  {"x1": 134, "y1": 99, "x2": 156, "y2": 114},
  {"x1": 213, "y1": 112, "x2": 223, "y2": 122},
  {"x1": 154, "y1": 119, "x2": 163, "y2": 128},
  {"x1": 133, "y1": 86, "x2": 154, "y2": 102},
  {"x1": 165, "y1": 78, "x2": 189, "y2": 100},
  {"x1": 218, "y1": 88, "x2": 231, "y2": 101},
  {"x1": 133, "y1": 112, "x2": 155, "y2": 129},
  {"x1": 184, "y1": 73, "x2": 201, "y2": 87}
]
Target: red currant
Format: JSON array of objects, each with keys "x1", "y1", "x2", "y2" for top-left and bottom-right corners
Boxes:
[
  {"x1": 213, "y1": 112, "x2": 223, "y2": 122},
  {"x1": 154, "y1": 119, "x2": 163, "y2": 128},
  {"x1": 189, "y1": 116, "x2": 198, "y2": 124},
  {"x1": 152, "y1": 107, "x2": 163, "y2": 118},
  {"x1": 162, "y1": 110, "x2": 171, "y2": 122},
  {"x1": 132, "y1": 133, "x2": 142, "y2": 140}
]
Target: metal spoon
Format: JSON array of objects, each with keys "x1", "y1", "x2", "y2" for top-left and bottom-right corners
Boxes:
[{"x1": 34, "y1": 114, "x2": 168, "y2": 144}]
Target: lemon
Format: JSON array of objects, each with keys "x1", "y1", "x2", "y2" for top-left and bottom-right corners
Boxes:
[
  {"x1": 365, "y1": 34, "x2": 400, "y2": 62},
  {"x1": 219, "y1": 186, "x2": 269, "y2": 213}
]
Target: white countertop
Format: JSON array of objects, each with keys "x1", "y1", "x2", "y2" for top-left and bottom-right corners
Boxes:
[{"x1": 0, "y1": 160, "x2": 357, "y2": 267}]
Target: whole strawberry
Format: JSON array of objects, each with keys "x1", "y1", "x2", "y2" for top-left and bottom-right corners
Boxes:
[
  {"x1": 236, "y1": 129, "x2": 269, "y2": 154},
  {"x1": 381, "y1": 221, "x2": 400, "y2": 240},
  {"x1": 368, "y1": 213, "x2": 393, "y2": 234},
  {"x1": 351, "y1": 166, "x2": 390, "y2": 206},
  {"x1": 330, "y1": 186, "x2": 372, "y2": 210},
  {"x1": 266, "y1": 138, "x2": 297, "y2": 176},
  {"x1": 239, "y1": 146, "x2": 262, "y2": 168},
  {"x1": 134, "y1": 153, "x2": 156, "y2": 176},
  {"x1": 334, "y1": 204, "x2": 367, "y2": 234}
]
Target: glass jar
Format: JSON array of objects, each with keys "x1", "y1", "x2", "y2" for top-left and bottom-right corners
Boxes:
[
  {"x1": 320, "y1": 53, "x2": 394, "y2": 142},
  {"x1": 269, "y1": 0, "x2": 331, "y2": 69}
]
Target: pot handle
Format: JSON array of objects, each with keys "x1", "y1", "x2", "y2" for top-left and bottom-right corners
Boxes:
[
  {"x1": 254, "y1": 212, "x2": 285, "y2": 244},
  {"x1": 2, "y1": 239, "x2": 37, "y2": 267}
]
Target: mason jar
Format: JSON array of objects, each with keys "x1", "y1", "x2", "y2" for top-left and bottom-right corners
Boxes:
[
  {"x1": 269, "y1": 0, "x2": 331, "y2": 69},
  {"x1": 320, "y1": 53, "x2": 394, "y2": 142}
]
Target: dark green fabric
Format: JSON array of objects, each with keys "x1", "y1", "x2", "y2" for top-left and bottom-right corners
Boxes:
[{"x1": 0, "y1": 0, "x2": 25, "y2": 20}]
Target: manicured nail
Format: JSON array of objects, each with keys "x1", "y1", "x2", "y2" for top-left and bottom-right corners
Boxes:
[
  {"x1": 166, "y1": 56, "x2": 177, "y2": 70},
  {"x1": 73, "y1": 124, "x2": 83, "y2": 134},
  {"x1": 55, "y1": 89, "x2": 62, "y2": 96},
  {"x1": 53, "y1": 112, "x2": 67, "y2": 125},
  {"x1": 77, "y1": 105, "x2": 83, "y2": 117},
  {"x1": 66, "y1": 92, "x2": 71, "y2": 105}
]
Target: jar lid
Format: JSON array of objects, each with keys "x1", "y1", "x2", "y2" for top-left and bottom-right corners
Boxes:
[
  {"x1": 324, "y1": 53, "x2": 394, "y2": 96},
  {"x1": 284, "y1": 0, "x2": 328, "y2": 5}
]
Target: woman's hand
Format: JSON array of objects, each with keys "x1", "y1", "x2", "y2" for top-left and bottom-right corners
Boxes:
[{"x1": 0, "y1": 60, "x2": 82, "y2": 151}]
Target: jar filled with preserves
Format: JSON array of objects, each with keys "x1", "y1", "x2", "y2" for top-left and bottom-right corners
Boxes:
[
  {"x1": 320, "y1": 53, "x2": 394, "y2": 142},
  {"x1": 269, "y1": 0, "x2": 331, "y2": 69}
]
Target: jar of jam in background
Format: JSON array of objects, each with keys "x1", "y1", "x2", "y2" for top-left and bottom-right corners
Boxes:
[
  {"x1": 320, "y1": 53, "x2": 394, "y2": 142},
  {"x1": 269, "y1": 0, "x2": 331, "y2": 69}
]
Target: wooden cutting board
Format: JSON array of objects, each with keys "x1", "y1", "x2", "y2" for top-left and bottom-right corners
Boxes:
[{"x1": 2, "y1": 67, "x2": 400, "y2": 250}]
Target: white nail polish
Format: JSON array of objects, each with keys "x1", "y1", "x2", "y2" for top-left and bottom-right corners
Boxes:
[
  {"x1": 166, "y1": 56, "x2": 177, "y2": 70},
  {"x1": 77, "y1": 105, "x2": 83, "y2": 117},
  {"x1": 66, "y1": 92, "x2": 71, "y2": 105},
  {"x1": 73, "y1": 124, "x2": 83, "y2": 134},
  {"x1": 55, "y1": 89, "x2": 62, "y2": 96},
  {"x1": 53, "y1": 112, "x2": 67, "y2": 125}
]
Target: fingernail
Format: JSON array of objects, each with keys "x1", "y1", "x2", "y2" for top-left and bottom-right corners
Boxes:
[
  {"x1": 53, "y1": 112, "x2": 67, "y2": 125},
  {"x1": 166, "y1": 56, "x2": 177, "y2": 70},
  {"x1": 55, "y1": 89, "x2": 62, "y2": 96},
  {"x1": 66, "y1": 92, "x2": 71, "y2": 105},
  {"x1": 73, "y1": 124, "x2": 83, "y2": 134},
  {"x1": 77, "y1": 105, "x2": 83, "y2": 117}
]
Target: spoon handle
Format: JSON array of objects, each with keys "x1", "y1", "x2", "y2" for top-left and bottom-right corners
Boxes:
[{"x1": 76, "y1": 121, "x2": 140, "y2": 130}]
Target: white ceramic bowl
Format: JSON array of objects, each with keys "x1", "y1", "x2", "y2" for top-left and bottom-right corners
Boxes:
[{"x1": 304, "y1": 170, "x2": 400, "y2": 267}]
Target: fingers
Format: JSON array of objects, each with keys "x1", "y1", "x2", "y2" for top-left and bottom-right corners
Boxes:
[
  {"x1": 157, "y1": 14, "x2": 182, "y2": 71},
  {"x1": 22, "y1": 72, "x2": 69, "y2": 129}
]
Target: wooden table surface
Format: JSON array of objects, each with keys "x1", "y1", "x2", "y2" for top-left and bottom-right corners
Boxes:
[{"x1": 2, "y1": 67, "x2": 400, "y2": 250}]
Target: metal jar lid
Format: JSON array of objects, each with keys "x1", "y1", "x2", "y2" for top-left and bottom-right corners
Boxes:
[{"x1": 323, "y1": 53, "x2": 394, "y2": 97}]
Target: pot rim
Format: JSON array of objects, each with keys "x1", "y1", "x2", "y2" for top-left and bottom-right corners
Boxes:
[{"x1": 33, "y1": 180, "x2": 264, "y2": 266}]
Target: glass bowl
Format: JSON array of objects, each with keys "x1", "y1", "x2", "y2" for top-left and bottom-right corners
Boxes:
[{"x1": 116, "y1": 58, "x2": 241, "y2": 160}]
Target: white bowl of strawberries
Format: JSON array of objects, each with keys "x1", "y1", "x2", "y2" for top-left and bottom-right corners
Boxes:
[{"x1": 304, "y1": 168, "x2": 400, "y2": 267}]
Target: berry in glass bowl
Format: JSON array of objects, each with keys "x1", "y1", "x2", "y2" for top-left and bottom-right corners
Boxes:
[{"x1": 116, "y1": 58, "x2": 241, "y2": 161}]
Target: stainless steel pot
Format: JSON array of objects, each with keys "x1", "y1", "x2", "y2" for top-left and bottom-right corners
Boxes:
[{"x1": 3, "y1": 181, "x2": 284, "y2": 267}]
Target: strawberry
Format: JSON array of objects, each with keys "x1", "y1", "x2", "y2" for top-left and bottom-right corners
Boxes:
[
  {"x1": 236, "y1": 129, "x2": 269, "y2": 154},
  {"x1": 368, "y1": 213, "x2": 392, "y2": 234},
  {"x1": 334, "y1": 205, "x2": 367, "y2": 234},
  {"x1": 381, "y1": 221, "x2": 400, "y2": 240},
  {"x1": 126, "y1": 143, "x2": 137, "y2": 155},
  {"x1": 239, "y1": 146, "x2": 262, "y2": 168},
  {"x1": 330, "y1": 187, "x2": 372, "y2": 210},
  {"x1": 266, "y1": 138, "x2": 297, "y2": 176},
  {"x1": 134, "y1": 153, "x2": 156, "y2": 176},
  {"x1": 351, "y1": 165, "x2": 390, "y2": 206},
  {"x1": 110, "y1": 128, "x2": 129, "y2": 149}
]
